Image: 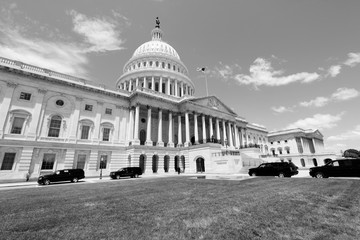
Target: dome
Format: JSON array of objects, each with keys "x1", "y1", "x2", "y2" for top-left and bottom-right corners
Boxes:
[
  {"x1": 131, "y1": 27, "x2": 180, "y2": 60},
  {"x1": 132, "y1": 40, "x2": 180, "y2": 60}
]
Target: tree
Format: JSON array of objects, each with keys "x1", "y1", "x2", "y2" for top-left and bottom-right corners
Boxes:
[{"x1": 343, "y1": 149, "x2": 360, "y2": 158}]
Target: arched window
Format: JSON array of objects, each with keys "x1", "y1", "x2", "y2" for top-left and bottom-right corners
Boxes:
[
  {"x1": 300, "y1": 158, "x2": 305, "y2": 167},
  {"x1": 156, "y1": 61, "x2": 159, "y2": 67},
  {"x1": 313, "y1": 158, "x2": 318, "y2": 167},
  {"x1": 285, "y1": 147, "x2": 290, "y2": 154},
  {"x1": 277, "y1": 147, "x2": 283, "y2": 155},
  {"x1": 48, "y1": 115, "x2": 62, "y2": 137},
  {"x1": 152, "y1": 155, "x2": 158, "y2": 173},
  {"x1": 162, "y1": 62, "x2": 165, "y2": 68},
  {"x1": 164, "y1": 155, "x2": 170, "y2": 173}
]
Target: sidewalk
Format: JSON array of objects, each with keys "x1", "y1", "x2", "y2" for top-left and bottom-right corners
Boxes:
[{"x1": 0, "y1": 170, "x2": 311, "y2": 190}]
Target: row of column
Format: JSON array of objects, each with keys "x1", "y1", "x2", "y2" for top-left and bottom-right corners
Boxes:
[
  {"x1": 119, "y1": 76, "x2": 193, "y2": 97},
  {"x1": 128, "y1": 105, "x2": 249, "y2": 148}
]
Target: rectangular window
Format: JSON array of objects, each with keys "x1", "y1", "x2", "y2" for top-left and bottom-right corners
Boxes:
[
  {"x1": 19, "y1": 92, "x2": 31, "y2": 100},
  {"x1": 1, "y1": 153, "x2": 16, "y2": 170},
  {"x1": 103, "y1": 128, "x2": 110, "y2": 141},
  {"x1": 11, "y1": 117, "x2": 25, "y2": 134},
  {"x1": 76, "y1": 154, "x2": 86, "y2": 169},
  {"x1": 100, "y1": 155, "x2": 107, "y2": 169},
  {"x1": 105, "y1": 108, "x2": 112, "y2": 115},
  {"x1": 85, "y1": 104, "x2": 93, "y2": 111},
  {"x1": 81, "y1": 125, "x2": 90, "y2": 139},
  {"x1": 48, "y1": 117, "x2": 61, "y2": 137},
  {"x1": 41, "y1": 153, "x2": 56, "y2": 170}
]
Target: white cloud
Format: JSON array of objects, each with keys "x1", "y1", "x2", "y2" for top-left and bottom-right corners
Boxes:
[
  {"x1": 343, "y1": 52, "x2": 360, "y2": 67},
  {"x1": 271, "y1": 106, "x2": 293, "y2": 113},
  {"x1": 68, "y1": 10, "x2": 125, "y2": 52},
  {"x1": 327, "y1": 65, "x2": 341, "y2": 77},
  {"x1": 0, "y1": 8, "x2": 128, "y2": 77},
  {"x1": 0, "y1": 26, "x2": 89, "y2": 77},
  {"x1": 327, "y1": 125, "x2": 360, "y2": 141},
  {"x1": 286, "y1": 113, "x2": 344, "y2": 130},
  {"x1": 234, "y1": 58, "x2": 320, "y2": 87},
  {"x1": 212, "y1": 62, "x2": 241, "y2": 81},
  {"x1": 299, "y1": 96, "x2": 330, "y2": 108},
  {"x1": 331, "y1": 87, "x2": 359, "y2": 101}
]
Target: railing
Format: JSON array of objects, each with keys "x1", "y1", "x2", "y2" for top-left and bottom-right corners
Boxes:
[
  {"x1": 239, "y1": 143, "x2": 261, "y2": 149},
  {"x1": 260, "y1": 154, "x2": 278, "y2": 158},
  {"x1": 212, "y1": 150, "x2": 240, "y2": 157}
]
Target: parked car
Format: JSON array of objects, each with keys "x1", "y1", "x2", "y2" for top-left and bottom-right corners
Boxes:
[
  {"x1": 110, "y1": 167, "x2": 142, "y2": 179},
  {"x1": 248, "y1": 162, "x2": 299, "y2": 177},
  {"x1": 309, "y1": 158, "x2": 360, "y2": 178},
  {"x1": 38, "y1": 169, "x2": 85, "y2": 185}
]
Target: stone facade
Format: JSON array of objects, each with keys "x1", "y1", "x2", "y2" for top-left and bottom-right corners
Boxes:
[
  {"x1": 267, "y1": 129, "x2": 338, "y2": 169},
  {"x1": 0, "y1": 24, "x2": 275, "y2": 181}
]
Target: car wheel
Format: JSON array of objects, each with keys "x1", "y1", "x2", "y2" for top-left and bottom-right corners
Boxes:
[
  {"x1": 278, "y1": 172, "x2": 285, "y2": 178},
  {"x1": 116, "y1": 175, "x2": 121, "y2": 180},
  {"x1": 72, "y1": 177, "x2": 78, "y2": 183},
  {"x1": 251, "y1": 172, "x2": 257, "y2": 177},
  {"x1": 315, "y1": 172, "x2": 325, "y2": 178},
  {"x1": 44, "y1": 179, "x2": 50, "y2": 185}
]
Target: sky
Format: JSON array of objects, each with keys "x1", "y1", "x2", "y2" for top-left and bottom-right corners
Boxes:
[{"x1": 0, "y1": 0, "x2": 359, "y2": 153}]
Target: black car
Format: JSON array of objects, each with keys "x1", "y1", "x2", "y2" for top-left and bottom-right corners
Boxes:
[
  {"x1": 38, "y1": 169, "x2": 85, "y2": 185},
  {"x1": 309, "y1": 158, "x2": 360, "y2": 178},
  {"x1": 110, "y1": 167, "x2": 142, "y2": 179},
  {"x1": 248, "y1": 162, "x2": 299, "y2": 178}
]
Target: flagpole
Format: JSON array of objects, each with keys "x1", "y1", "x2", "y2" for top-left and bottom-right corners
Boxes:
[{"x1": 204, "y1": 72, "x2": 209, "y2": 97}]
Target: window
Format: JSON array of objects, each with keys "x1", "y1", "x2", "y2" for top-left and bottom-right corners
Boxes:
[
  {"x1": 19, "y1": 92, "x2": 31, "y2": 101},
  {"x1": 103, "y1": 128, "x2": 110, "y2": 141},
  {"x1": 270, "y1": 142, "x2": 273, "y2": 145},
  {"x1": 1, "y1": 153, "x2": 16, "y2": 170},
  {"x1": 285, "y1": 140, "x2": 288, "y2": 143},
  {"x1": 277, "y1": 141, "x2": 280, "y2": 144},
  {"x1": 11, "y1": 117, "x2": 25, "y2": 134},
  {"x1": 76, "y1": 154, "x2": 86, "y2": 169},
  {"x1": 100, "y1": 155, "x2": 107, "y2": 169},
  {"x1": 85, "y1": 104, "x2": 93, "y2": 111},
  {"x1": 81, "y1": 125, "x2": 90, "y2": 139},
  {"x1": 41, "y1": 153, "x2": 56, "y2": 170},
  {"x1": 56, "y1": 100, "x2": 64, "y2": 106},
  {"x1": 48, "y1": 115, "x2": 62, "y2": 137},
  {"x1": 300, "y1": 158, "x2": 305, "y2": 167},
  {"x1": 105, "y1": 108, "x2": 112, "y2": 115}
]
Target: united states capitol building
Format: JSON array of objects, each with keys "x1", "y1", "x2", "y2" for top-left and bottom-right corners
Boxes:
[{"x1": 0, "y1": 22, "x2": 336, "y2": 181}]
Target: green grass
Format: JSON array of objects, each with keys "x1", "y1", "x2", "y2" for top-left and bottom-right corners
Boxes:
[{"x1": 0, "y1": 177, "x2": 360, "y2": 240}]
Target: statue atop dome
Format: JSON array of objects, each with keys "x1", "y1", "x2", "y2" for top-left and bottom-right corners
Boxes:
[{"x1": 155, "y1": 17, "x2": 160, "y2": 28}]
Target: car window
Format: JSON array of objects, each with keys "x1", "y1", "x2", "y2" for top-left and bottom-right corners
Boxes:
[
  {"x1": 259, "y1": 164, "x2": 266, "y2": 168},
  {"x1": 56, "y1": 171, "x2": 60, "y2": 175},
  {"x1": 332, "y1": 161, "x2": 339, "y2": 167}
]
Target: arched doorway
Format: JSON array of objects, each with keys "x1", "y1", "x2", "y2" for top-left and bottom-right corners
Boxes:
[
  {"x1": 152, "y1": 155, "x2": 158, "y2": 173},
  {"x1": 174, "y1": 156, "x2": 179, "y2": 172},
  {"x1": 181, "y1": 155, "x2": 186, "y2": 173},
  {"x1": 140, "y1": 130, "x2": 146, "y2": 145},
  {"x1": 312, "y1": 158, "x2": 318, "y2": 167},
  {"x1": 139, "y1": 154, "x2": 146, "y2": 173},
  {"x1": 196, "y1": 157, "x2": 205, "y2": 173},
  {"x1": 164, "y1": 155, "x2": 170, "y2": 173}
]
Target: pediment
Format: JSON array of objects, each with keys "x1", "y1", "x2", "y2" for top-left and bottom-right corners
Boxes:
[{"x1": 188, "y1": 96, "x2": 236, "y2": 115}]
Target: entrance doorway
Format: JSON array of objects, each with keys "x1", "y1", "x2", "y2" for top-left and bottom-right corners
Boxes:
[
  {"x1": 140, "y1": 130, "x2": 146, "y2": 145},
  {"x1": 196, "y1": 157, "x2": 205, "y2": 173},
  {"x1": 139, "y1": 154, "x2": 146, "y2": 173}
]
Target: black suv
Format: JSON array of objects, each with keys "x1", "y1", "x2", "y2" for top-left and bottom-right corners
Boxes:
[
  {"x1": 38, "y1": 169, "x2": 85, "y2": 185},
  {"x1": 249, "y1": 162, "x2": 299, "y2": 178},
  {"x1": 309, "y1": 158, "x2": 360, "y2": 178},
  {"x1": 110, "y1": 167, "x2": 142, "y2": 179}
]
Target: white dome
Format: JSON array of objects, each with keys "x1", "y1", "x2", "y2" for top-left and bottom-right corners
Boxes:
[{"x1": 132, "y1": 40, "x2": 180, "y2": 60}]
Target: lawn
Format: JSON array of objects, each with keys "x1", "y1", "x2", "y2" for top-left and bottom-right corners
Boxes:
[{"x1": 0, "y1": 177, "x2": 359, "y2": 240}]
